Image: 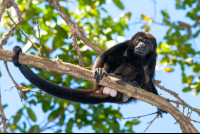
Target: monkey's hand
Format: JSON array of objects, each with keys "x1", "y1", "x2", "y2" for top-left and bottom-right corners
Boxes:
[
  {"x1": 127, "y1": 81, "x2": 140, "y2": 87},
  {"x1": 93, "y1": 68, "x2": 107, "y2": 84},
  {"x1": 116, "y1": 76, "x2": 127, "y2": 85},
  {"x1": 157, "y1": 108, "x2": 167, "y2": 115}
]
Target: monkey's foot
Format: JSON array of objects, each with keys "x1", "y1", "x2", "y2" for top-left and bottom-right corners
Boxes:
[
  {"x1": 122, "y1": 94, "x2": 129, "y2": 102},
  {"x1": 93, "y1": 68, "x2": 107, "y2": 84}
]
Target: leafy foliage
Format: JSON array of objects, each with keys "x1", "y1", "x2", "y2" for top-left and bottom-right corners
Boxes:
[
  {"x1": 1, "y1": 0, "x2": 200, "y2": 133},
  {"x1": 141, "y1": 0, "x2": 200, "y2": 95}
]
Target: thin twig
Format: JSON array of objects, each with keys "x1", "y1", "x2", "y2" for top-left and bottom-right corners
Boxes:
[
  {"x1": 6, "y1": 11, "x2": 38, "y2": 49},
  {"x1": 4, "y1": 61, "x2": 27, "y2": 101},
  {"x1": 0, "y1": 1, "x2": 31, "y2": 48},
  {"x1": 110, "y1": 112, "x2": 157, "y2": 120},
  {"x1": 154, "y1": 80, "x2": 200, "y2": 115},
  {"x1": 0, "y1": 1, "x2": 23, "y2": 48},
  {"x1": 52, "y1": 0, "x2": 104, "y2": 54},
  {"x1": 6, "y1": 11, "x2": 43, "y2": 56},
  {"x1": 166, "y1": 99, "x2": 180, "y2": 108},
  {"x1": 0, "y1": 0, "x2": 12, "y2": 20},
  {"x1": 189, "y1": 111, "x2": 192, "y2": 118},
  {"x1": 37, "y1": 110, "x2": 65, "y2": 133},
  {"x1": 70, "y1": 34, "x2": 84, "y2": 67},
  {"x1": 150, "y1": 0, "x2": 157, "y2": 20},
  {"x1": 190, "y1": 119, "x2": 200, "y2": 124},
  {"x1": 0, "y1": 90, "x2": 8, "y2": 133},
  {"x1": 36, "y1": 16, "x2": 42, "y2": 56},
  {"x1": 143, "y1": 113, "x2": 159, "y2": 133}
]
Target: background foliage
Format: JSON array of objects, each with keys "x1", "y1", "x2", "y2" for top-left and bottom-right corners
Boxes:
[{"x1": 0, "y1": 0, "x2": 200, "y2": 133}]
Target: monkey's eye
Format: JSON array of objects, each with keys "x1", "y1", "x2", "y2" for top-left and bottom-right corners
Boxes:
[{"x1": 146, "y1": 41, "x2": 151, "y2": 44}]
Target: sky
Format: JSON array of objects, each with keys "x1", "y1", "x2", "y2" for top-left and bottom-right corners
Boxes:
[{"x1": 0, "y1": 0, "x2": 200, "y2": 133}]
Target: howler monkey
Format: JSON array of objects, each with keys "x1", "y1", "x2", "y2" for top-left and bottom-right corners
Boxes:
[{"x1": 12, "y1": 32, "x2": 159, "y2": 106}]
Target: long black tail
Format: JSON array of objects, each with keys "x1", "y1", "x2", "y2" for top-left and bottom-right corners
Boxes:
[{"x1": 12, "y1": 46, "x2": 121, "y2": 104}]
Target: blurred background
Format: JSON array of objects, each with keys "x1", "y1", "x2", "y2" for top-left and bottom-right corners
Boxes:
[{"x1": 0, "y1": 0, "x2": 200, "y2": 133}]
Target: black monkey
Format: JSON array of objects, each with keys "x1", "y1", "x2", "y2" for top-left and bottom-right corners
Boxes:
[
  {"x1": 93, "y1": 32, "x2": 158, "y2": 102},
  {"x1": 12, "y1": 32, "x2": 160, "y2": 106}
]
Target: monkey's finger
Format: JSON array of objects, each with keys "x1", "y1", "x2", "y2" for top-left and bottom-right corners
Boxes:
[
  {"x1": 100, "y1": 69, "x2": 104, "y2": 80},
  {"x1": 120, "y1": 77, "x2": 126, "y2": 85},
  {"x1": 96, "y1": 74, "x2": 100, "y2": 84},
  {"x1": 103, "y1": 72, "x2": 107, "y2": 78},
  {"x1": 102, "y1": 69, "x2": 107, "y2": 77},
  {"x1": 93, "y1": 71, "x2": 97, "y2": 79}
]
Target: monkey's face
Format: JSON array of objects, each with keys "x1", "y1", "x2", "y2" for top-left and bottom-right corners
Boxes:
[{"x1": 134, "y1": 37, "x2": 153, "y2": 56}]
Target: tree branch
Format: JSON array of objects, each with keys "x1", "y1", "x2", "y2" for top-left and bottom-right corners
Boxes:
[
  {"x1": 154, "y1": 80, "x2": 200, "y2": 115},
  {"x1": 0, "y1": 0, "x2": 12, "y2": 20},
  {"x1": 4, "y1": 61, "x2": 26, "y2": 101},
  {"x1": 52, "y1": 0, "x2": 105, "y2": 54},
  {"x1": 0, "y1": 0, "x2": 31, "y2": 48},
  {"x1": 0, "y1": 94, "x2": 8, "y2": 133},
  {"x1": 0, "y1": 49, "x2": 198, "y2": 133}
]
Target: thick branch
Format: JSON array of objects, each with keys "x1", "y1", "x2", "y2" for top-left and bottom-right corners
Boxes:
[
  {"x1": 0, "y1": 49, "x2": 198, "y2": 133},
  {"x1": 52, "y1": 0, "x2": 105, "y2": 54},
  {"x1": 0, "y1": 0, "x2": 12, "y2": 20}
]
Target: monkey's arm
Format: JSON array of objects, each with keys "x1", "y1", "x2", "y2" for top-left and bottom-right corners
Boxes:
[
  {"x1": 147, "y1": 54, "x2": 158, "y2": 95},
  {"x1": 12, "y1": 46, "x2": 122, "y2": 104},
  {"x1": 93, "y1": 41, "x2": 129, "y2": 83}
]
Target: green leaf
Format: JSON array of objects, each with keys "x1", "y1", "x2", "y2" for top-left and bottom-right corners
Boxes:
[
  {"x1": 183, "y1": 87, "x2": 191, "y2": 92},
  {"x1": 28, "y1": 125, "x2": 39, "y2": 133},
  {"x1": 27, "y1": 108, "x2": 37, "y2": 122},
  {"x1": 101, "y1": 7, "x2": 107, "y2": 13},
  {"x1": 3, "y1": 104, "x2": 8, "y2": 109},
  {"x1": 23, "y1": 122, "x2": 27, "y2": 130},
  {"x1": 193, "y1": 30, "x2": 200, "y2": 38},
  {"x1": 161, "y1": 10, "x2": 170, "y2": 18},
  {"x1": 48, "y1": 107, "x2": 63, "y2": 121},
  {"x1": 163, "y1": 19, "x2": 171, "y2": 26},
  {"x1": 113, "y1": 0, "x2": 124, "y2": 10},
  {"x1": 55, "y1": 129, "x2": 62, "y2": 133},
  {"x1": 59, "y1": 114, "x2": 66, "y2": 125},
  {"x1": 13, "y1": 109, "x2": 23, "y2": 125},
  {"x1": 176, "y1": 0, "x2": 181, "y2": 7}
]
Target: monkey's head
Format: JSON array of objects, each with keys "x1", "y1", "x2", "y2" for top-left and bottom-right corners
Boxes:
[{"x1": 129, "y1": 32, "x2": 157, "y2": 56}]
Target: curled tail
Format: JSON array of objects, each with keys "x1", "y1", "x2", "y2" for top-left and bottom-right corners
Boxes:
[{"x1": 12, "y1": 46, "x2": 122, "y2": 104}]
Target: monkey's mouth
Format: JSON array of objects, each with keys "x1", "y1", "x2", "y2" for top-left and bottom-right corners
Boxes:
[{"x1": 135, "y1": 48, "x2": 146, "y2": 54}]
